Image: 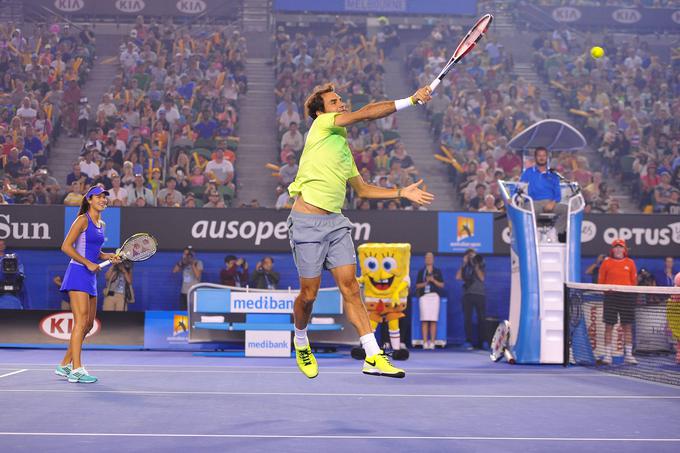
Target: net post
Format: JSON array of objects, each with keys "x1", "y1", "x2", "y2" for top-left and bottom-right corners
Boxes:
[{"x1": 563, "y1": 282, "x2": 569, "y2": 367}]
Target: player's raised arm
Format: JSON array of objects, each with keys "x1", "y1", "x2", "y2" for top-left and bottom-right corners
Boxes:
[{"x1": 334, "y1": 85, "x2": 433, "y2": 127}]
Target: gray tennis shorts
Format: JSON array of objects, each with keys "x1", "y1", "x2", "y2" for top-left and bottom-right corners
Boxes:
[{"x1": 287, "y1": 210, "x2": 357, "y2": 278}]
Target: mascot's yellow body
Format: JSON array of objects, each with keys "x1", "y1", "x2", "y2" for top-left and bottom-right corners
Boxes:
[{"x1": 356, "y1": 243, "x2": 411, "y2": 359}]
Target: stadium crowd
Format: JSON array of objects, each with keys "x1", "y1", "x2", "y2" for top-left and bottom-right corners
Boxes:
[
  {"x1": 273, "y1": 19, "x2": 424, "y2": 211},
  {"x1": 533, "y1": 29, "x2": 680, "y2": 214},
  {"x1": 2, "y1": 17, "x2": 248, "y2": 208},
  {"x1": 0, "y1": 20, "x2": 95, "y2": 205}
]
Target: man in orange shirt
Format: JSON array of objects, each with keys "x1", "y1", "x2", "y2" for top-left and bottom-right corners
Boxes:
[{"x1": 598, "y1": 239, "x2": 638, "y2": 365}]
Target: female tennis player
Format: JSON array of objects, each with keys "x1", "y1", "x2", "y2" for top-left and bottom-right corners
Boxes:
[{"x1": 56, "y1": 186, "x2": 120, "y2": 383}]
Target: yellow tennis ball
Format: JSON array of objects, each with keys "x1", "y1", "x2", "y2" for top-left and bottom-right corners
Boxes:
[{"x1": 590, "y1": 46, "x2": 604, "y2": 59}]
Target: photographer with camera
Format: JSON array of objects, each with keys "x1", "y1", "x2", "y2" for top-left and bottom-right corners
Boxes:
[
  {"x1": 172, "y1": 245, "x2": 203, "y2": 310},
  {"x1": 102, "y1": 261, "x2": 134, "y2": 311},
  {"x1": 0, "y1": 239, "x2": 26, "y2": 309},
  {"x1": 220, "y1": 255, "x2": 249, "y2": 287},
  {"x1": 456, "y1": 248, "x2": 487, "y2": 350},
  {"x1": 250, "y1": 256, "x2": 279, "y2": 290}
]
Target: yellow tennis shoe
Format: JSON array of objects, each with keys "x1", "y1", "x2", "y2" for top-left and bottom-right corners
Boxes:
[
  {"x1": 295, "y1": 343, "x2": 319, "y2": 379},
  {"x1": 362, "y1": 351, "x2": 405, "y2": 378}
]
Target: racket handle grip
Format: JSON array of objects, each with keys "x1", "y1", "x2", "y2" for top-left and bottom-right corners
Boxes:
[
  {"x1": 417, "y1": 79, "x2": 441, "y2": 105},
  {"x1": 503, "y1": 348, "x2": 516, "y2": 364},
  {"x1": 99, "y1": 260, "x2": 112, "y2": 269}
]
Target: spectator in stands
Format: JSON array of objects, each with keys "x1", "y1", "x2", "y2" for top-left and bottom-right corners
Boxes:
[
  {"x1": 204, "y1": 190, "x2": 226, "y2": 208},
  {"x1": 107, "y1": 174, "x2": 128, "y2": 206},
  {"x1": 478, "y1": 194, "x2": 499, "y2": 212},
  {"x1": 63, "y1": 180, "x2": 84, "y2": 206},
  {"x1": 204, "y1": 148, "x2": 235, "y2": 189},
  {"x1": 172, "y1": 246, "x2": 203, "y2": 310},
  {"x1": 278, "y1": 154, "x2": 298, "y2": 187},
  {"x1": 278, "y1": 101, "x2": 301, "y2": 132},
  {"x1": 16, "y1": 97, "x2": 37, "y2": 122},
  {"x1": 128, "y1": 173, "x2": 155, "y2": 207},
  {"x1": 250, "y1": 256, "x2": 279, "y2": 290},
  {"x1": 656, "y1": 257, "x2": 677, "y2": 288},
  {"x1": 415, "y1": 252, "x2": 445, "y2": 350},
  {"x1": 157, "y1": 177, "x2": 183, "y2": 207},
  {"x1": 456, "y1": 249, "x2": 487, "y2": 350},
  {"x1": 220, "y1": 255, "x2": 249, "y2": 287},
  {"x1": 468, "y1": 184, "x2": 487, "y2": 211},
  {"x1": 281, "y1": 122, "x2": 304, "y2": 155},
  {"x1": 79, "y1": 149, "x2": 100, "y2": 179},
  {"x1": 653, "y1": 171, "x2": 674, "y2": 212}
]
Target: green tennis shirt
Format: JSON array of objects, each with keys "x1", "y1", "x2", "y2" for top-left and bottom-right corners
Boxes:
[{"x1": 288, "y1": 112, "x2": 359, "y2": 213}]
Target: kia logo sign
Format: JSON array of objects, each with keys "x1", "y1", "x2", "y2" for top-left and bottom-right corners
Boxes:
[
  {"x1": 115, "y1": 0, "x2": 146, "y2": 13},
  {"x1": 552, "y1": 7, "x2": 581, "y2": 22},
  {"x1": 40, "y1": 312, "x2": 100, "y2": 340},
  {"x1": 612, "y1": 8, "x2": 642, "y2": 24},
  {"x1": 176, "y1": 0, "x2": 207, "y2": 14},
  {"x1": 672, "y1": 11, "x2": 680, "y2": 24},
  {"x1": 54, "y1": 0, "x2": 85, "y2": 12}
]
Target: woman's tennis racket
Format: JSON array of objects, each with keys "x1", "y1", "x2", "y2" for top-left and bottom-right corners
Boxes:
[
  {"x1": 490, "y1": 320, "x2": 515, "y2": 364},
  {"x1": 99, "y1": 233, "x2": 158, "y2": 268},
  {"x1": 420, "y1": 13, "x2": 493, "y2": 101}
]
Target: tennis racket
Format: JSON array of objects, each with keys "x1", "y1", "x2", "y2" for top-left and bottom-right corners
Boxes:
[
  {"x1": 420, "y1": 13, "x2": 493, "y2": 102},
  {"x1": 490, "y1": 319, "x2": 515, "y2": 363},
  {"x1": 99, "y1": 233, "x2": 158, "y2": 268}
]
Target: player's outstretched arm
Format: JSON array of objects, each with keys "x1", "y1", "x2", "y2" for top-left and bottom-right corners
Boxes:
[
  {"x1": 348, "y1": 175, "x2": 434, "y2": 206},
  {"x1": 335, "y1": 86, "x2": 432, "y2": 127}
]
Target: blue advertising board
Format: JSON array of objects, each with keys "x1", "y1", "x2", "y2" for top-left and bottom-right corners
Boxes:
[
  {"x1": 274, "y1": 0, "x2": 477, "y2": 15},
  {"x1": 438, "y1": 212, "x2": 493, "y2": 254}
]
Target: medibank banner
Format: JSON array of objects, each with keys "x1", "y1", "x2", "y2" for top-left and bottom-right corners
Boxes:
[{"x1": 523, "y1": 4, "x2": 680, "y2": 30}]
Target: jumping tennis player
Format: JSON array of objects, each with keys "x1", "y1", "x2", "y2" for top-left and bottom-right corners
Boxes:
[
  {"x1": 56, "y1": 186, "x2": 120, "y2": 383},
  {"x1": 288, "y1": 83, "x2": 434, "y2": 379}
]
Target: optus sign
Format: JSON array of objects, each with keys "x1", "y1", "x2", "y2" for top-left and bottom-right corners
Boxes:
[{"x1": 40, "y1": 312, "x2": 101, "y2": 340}]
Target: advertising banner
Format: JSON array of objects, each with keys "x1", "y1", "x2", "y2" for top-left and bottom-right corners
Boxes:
[
  {"x1": 522, "y1": 4, "x2": 680, "y2": 31},
  {"x1": 120, "y1": 207, "x2": 438, "y2": 253},
  {"x1": 273, "y1": 0, "x2": 477, "y2": 15},
  {"x1": 438, "y1": 212, "x2": 494, "y2": 254},
  {"x1": 0, "y1": 205, "x2": 64, "y2": 249},
  {"x1": 494, "y1": 213, "x2": 680, "y2": 257},
  {"x1": 24, "y1": 0, "x2": 241, "y2": 18},
  {"x1": 0, "y1": 310, "x2": 145, "y2": 346}
]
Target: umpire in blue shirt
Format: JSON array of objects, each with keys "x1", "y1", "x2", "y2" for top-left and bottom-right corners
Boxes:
[{"x1": 520, "y1": 147, "x2": 567, "y2": 241}]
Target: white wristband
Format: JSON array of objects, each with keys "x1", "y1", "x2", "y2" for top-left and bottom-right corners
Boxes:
[{"x1": 395, "y1": 97, "x2": 415, "y2": 111}]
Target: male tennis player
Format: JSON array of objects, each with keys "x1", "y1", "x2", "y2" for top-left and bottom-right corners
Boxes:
[{"x1": 287, "y1": 83, "x2": 434, "y2": 379}]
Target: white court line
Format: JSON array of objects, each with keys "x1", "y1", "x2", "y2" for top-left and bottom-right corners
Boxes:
[
  {"x1": 0, "y1": 369, "x2": 27, "y2": 379},
  {"x1": 0, "y1": 389, "x2": 678, "y2": 399},
  {"x1": 0, "y1": 432, "x2": 678, "y2": 442},
  {"x1": 6, "y1": 368, "x2": 616, "y2": 377}
]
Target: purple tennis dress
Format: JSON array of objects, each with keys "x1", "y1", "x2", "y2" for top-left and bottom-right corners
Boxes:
[{"x1": 60, "y1": 213, "x2": 105, "y2": 297}]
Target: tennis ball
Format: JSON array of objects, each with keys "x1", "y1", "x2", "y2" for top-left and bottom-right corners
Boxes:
[{"x1": 590, "y1": 46, "x2": 604, "y2": 59}]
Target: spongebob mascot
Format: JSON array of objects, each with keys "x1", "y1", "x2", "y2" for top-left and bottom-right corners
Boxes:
[{"x1": 354, "y1": 243, "x2": 411, "y2": 360}]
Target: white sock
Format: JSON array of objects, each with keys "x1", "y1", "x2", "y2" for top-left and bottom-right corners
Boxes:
[
  {"x1": 604, "y1": 344, "x2": 612, "y2": 357},
  {"x1": 389, "y1": 329, "x2": 401, "y2": 350},
  {"x1": 294, "y1": 328, "x2": 308, "y2": 348},
  {"x1": 360, "y1": 333, "x2": 381, "y2": 357},
  {"x1": 624, "y1": 345, "x2": 633, "y2": 356}
]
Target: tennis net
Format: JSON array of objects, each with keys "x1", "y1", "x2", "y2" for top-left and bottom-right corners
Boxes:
[{"x1": 565, "y1": 282, "x2": 680, "y2": 386}]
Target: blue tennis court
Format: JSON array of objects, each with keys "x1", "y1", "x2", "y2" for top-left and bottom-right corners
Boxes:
[{"x1": 1, "y1": 348, "x2": 678, "y2": 452}]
